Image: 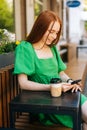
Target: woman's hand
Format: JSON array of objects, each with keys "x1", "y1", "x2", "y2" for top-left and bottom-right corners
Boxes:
[
  {"x1": 62, "y1": 83, "x2": 73, "y2": 92},
  {"x1": 62, "y1": 83, "x2": 82, "y2": 93},
  {"x1": 71, "y1": 83, "x2": 82, "y2": 92}
]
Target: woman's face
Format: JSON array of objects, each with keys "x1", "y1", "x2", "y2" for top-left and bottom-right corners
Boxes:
[{"x1": 41, "y1": 21, "x2": 60, "y2": 45}]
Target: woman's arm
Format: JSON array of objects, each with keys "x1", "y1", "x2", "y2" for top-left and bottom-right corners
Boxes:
[
  {"x1": 59, "y1": 71, "x2": 82, "y2": 92},
  {"x1": 59, "y1": 71, "x2": 72, "y2": 83},
  {"x1": 18, "y1": 74, "x2": 50, "y2": 91}
]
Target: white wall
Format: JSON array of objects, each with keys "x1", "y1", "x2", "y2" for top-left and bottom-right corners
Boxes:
[
  {"x1": 69, "y1": 7, "x2": 81, "y2": 44},
  {"x1": 67, "y1": 0, "x2": 87, "y2": 44}
]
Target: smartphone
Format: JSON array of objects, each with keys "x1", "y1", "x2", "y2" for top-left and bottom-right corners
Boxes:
[{"x1": 71, "y1": 79, "x2": 81, "y2": 85}]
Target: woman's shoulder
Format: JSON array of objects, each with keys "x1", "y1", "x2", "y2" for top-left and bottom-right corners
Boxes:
[
  {"x1": 16, "y1": 41, "x2": 33, "y2": 55},
  {"x1": 16, "y1": 40, "x2": 33, "y2": 52},
  {"x1": 17, "y1": 40, "x2": 32, "y2": 48}
]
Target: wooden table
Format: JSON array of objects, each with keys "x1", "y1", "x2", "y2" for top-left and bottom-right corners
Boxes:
[{"x1": 9, "y1": 91, "x2": 81, "y2": 130}]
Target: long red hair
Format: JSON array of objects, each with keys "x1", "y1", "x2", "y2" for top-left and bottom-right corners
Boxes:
[{"x1": 26, "y1": 10, "x2": 62, "y2": 45}]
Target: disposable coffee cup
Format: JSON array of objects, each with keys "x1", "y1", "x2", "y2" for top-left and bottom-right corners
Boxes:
[{"x1": 50, "y1": 78, "x2": 62, "y2": 97}]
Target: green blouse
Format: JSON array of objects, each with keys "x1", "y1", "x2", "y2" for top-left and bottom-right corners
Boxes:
[{"x1": 14, "y1": 40, "x2": 66, "y2": 84}]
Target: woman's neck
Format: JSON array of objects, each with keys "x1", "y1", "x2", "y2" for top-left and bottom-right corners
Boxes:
[{"x1": 33, "y1": 41, "x2": 47, "y2": 51}]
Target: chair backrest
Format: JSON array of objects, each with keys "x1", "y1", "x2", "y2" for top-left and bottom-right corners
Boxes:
[
  {"x1": 82, "y1": 63, "x2": 87, "y2": 90},
  {"x1": 0, "y1": 65, "x2": 20, "y2": 128}
]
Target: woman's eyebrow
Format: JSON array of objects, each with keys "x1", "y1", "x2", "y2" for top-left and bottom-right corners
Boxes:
[{"x1": 48, "y1": 29, "x2": 58, "y2": 32}]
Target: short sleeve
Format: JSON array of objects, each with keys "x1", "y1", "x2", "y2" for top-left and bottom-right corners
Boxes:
[
  {"x1": 13, "y1": 41, "x2": 35, "y2": 75},
  {"x1": 53, "y1": 46, "x2": 67, "y2": 73}
]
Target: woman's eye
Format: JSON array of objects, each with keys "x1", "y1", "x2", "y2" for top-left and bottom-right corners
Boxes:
[
  {"x1": 50, "y1": 31, "x2": 55, "y2": 34},
  {"x1": 51, "y1": 31, "x2": 58, "y2": 35},
  {"x1": 48, "y1": 30, "x2": 58, "y2": 35}
]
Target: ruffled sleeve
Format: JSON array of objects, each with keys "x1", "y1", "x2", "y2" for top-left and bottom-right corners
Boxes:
[
  {"x1": 53, "y1": 46, "x2": 67, "y2": 73},
  {"x1": 13, "y1": 41, "x2": 35, "y2": 75}
]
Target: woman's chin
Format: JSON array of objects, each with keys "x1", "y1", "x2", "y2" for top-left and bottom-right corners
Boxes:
[{"x1": 46, "y1": 41, "x2": 52, "y2": 45}]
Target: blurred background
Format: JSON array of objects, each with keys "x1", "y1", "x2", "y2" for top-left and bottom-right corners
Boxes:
[
  {"x1": 0, "y1": 1, "x2": 87, "y2": 129},
  {"x1": 0, "y1": 0, "x2": 87, "y2": 59}
]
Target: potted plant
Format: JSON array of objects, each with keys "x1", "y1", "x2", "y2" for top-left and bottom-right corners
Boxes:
[{"x1": 0, "y1": 29, "x2": 16, "y2": 68}]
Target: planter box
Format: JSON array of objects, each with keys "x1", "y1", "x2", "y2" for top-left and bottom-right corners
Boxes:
[{"x1": 0, "y1": 52, "x2": 14, "y2": 68}]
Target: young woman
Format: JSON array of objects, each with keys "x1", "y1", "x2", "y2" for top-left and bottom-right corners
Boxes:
[{"x1": 14, "y1": 10, "x2": 87, "y2": 130}]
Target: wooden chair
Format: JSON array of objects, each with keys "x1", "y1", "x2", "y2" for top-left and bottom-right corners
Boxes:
[{"x1": 0, "y1": 65, "x2": 20, "y2": 128}]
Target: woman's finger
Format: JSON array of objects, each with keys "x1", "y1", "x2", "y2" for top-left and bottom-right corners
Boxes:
[{"x1": 71, "y1": 84, "x2": 82, "y2": 92}]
